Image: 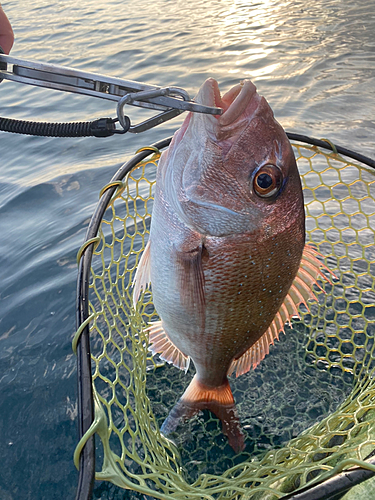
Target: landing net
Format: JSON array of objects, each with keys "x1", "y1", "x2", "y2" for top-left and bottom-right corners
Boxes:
[{"x1": 74, "y1": 140, "x2": 375, "y2": 499}]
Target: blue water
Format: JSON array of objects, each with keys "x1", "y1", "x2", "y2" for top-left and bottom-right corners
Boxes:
[{"x1": 0, "y1": 0, "x2": 374, "y2": 498}]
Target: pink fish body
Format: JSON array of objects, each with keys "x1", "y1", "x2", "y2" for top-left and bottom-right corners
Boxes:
[{"x1": 133, "y1": 78, "x2": 327, "y2": 452}]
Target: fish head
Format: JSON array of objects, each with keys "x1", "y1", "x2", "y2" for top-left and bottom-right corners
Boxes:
[{"x1": 161, "y1": 78, "x2": 304, "y2": 238}]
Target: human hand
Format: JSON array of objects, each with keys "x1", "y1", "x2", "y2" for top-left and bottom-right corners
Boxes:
[{"x1": 0, "y1": 3, "x2": 14, "y2": 54}]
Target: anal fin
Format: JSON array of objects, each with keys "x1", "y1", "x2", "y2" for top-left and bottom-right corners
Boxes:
[
  {"x1": 228, "y1": 243, "x2": 336, "y2": 378},
  {"x1": 147, "y1": 321, "x2": 190, "y2": 373},
  {"x1": 132, "y1": 240, "x2": 151, "y2": 307}
]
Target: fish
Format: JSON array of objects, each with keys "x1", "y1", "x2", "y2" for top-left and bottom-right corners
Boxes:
[{"x1": 133, "y1": 78, "x2": 330, "y2": 453}]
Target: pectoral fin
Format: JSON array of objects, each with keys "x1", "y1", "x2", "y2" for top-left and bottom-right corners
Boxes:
[
  {"x1": 228, "y1": 244, "x2": 336, "y2": 378},
  {"x1": 175, "y1": 243, "x2": 206, "y2": 322}
]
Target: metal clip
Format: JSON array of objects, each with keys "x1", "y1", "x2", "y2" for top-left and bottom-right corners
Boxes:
[
  {"x1": 0, "y1": 54, "x2": 223, "y2": 133},
  {"x1": 117, "y1": 87, "x2": 191, "y2": 133}
]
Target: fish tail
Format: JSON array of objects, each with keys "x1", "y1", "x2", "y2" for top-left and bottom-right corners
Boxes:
[{"x1": 160, "y1": 375, "x2": 245, "y2": 453}]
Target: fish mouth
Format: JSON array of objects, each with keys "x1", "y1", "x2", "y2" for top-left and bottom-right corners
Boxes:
[{"x1": 197, "y1": 78, "x2": 260, "y2": 127}]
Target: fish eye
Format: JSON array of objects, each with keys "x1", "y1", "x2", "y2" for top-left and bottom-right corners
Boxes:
[{"x1": 253, "y1": 164, "x2": 283, "y2": 198}]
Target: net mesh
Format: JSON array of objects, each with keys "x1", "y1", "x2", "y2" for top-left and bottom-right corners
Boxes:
[{"x1": 77, "y1": 143, "x2": 375, "y2": 499}]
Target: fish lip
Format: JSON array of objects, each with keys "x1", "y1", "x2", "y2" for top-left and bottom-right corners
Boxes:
[
  {"x1": 195, "y1": 78, "x2": 224, "y2": 110},
  {"x1": 197, "y1": 78, "x2": 260, "y2": 128},
  {"x1": 219, "y1": 80, "x2": 258, "y2": 126}
]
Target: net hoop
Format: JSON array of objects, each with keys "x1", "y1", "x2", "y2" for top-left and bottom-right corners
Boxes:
[{"x1": 74, "y1": 134, "x2": 375, "y2": 500}]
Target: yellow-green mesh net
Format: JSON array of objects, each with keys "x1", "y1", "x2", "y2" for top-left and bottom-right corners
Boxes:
[{"x1": 75, "y1": 143, "x2": 375, "y2": 499}]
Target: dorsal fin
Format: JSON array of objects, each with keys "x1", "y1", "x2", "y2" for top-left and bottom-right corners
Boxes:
[
  {"x1": 228, "y1": 244, "x2": 335, "y2": 378},
  {"x1": 132, "y1": 240, "x2": 151, "y2": 307},
  {"x1": 146, "y1": 321, "x2": 190, "y2": 373}
]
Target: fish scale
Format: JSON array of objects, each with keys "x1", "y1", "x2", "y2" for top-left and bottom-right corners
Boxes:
[{"x1": 203, "y1": 235, "x2": 299, "y2": 360}]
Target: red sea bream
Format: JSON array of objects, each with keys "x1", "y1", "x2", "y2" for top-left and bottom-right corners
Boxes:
[{"x1": 133, "y1": 78, "x2": 329, "y2": 453}]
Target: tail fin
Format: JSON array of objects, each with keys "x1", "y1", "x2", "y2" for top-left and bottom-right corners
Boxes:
[{"x1": 160, "y1": 375, "x2": 245, "y2": 453}]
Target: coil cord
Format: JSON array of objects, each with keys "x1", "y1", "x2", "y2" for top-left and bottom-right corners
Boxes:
[
  {"x1": 0, "y1": 44, "x2": 131, "y2": 138},
  {"x1": 0, "y1": 115, "x2": 130, "y2": 137}
]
